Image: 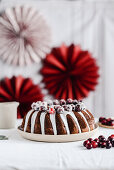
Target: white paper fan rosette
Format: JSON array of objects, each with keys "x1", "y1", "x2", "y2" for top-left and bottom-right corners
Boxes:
[{"x1": 0, "y1": 6, "x2": 51, "y2": 65}]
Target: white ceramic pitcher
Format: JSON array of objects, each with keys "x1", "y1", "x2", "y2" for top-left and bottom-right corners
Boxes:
[{"x1": 0, "y1": 102, "x2": 19, "y2": 129}]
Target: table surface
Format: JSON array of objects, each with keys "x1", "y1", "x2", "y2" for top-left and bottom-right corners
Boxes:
[{"x1": 0, "y1": 119, "x2": 114, "y2": 170}]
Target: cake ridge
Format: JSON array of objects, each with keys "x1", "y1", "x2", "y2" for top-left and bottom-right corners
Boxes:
[{"x1": 21, "y1": 99, "x2": 95, "y2": 135}]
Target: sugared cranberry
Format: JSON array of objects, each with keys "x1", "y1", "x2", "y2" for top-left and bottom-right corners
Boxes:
[
  {"x1": 86, "y1": 143, "x2": 92, "y2": 149},
  {"x1": 88, "y1": 138, "x2": 93, "y2": 143},
  {"x1": 57, "y1": 106, "x2": 64, "y2": 114},
  {"x1": 99, "y1": 117, "x2": 105, "y2": 122},
  {"x1": 73, "y1": 99, "x2": 78, "y2": 105},
  {"x1": 63, "y1": 105, "x2": 72, "y2": 111},
  {"x1": 106, "y1": 141, "x2": 112, "y2": 149},
  {"x1": 60, "y1": 99, "x2": 66, "y2": 105},
  {"x1": 83, "y1": 140, "x2": 90, "y2": 147},
  {"x1": 66, "y1": 98, "x2": 73, "y2": 104},
  {"x1": 71, "y1": 104, "x2": 75, "y2": 111},
  {"x1": 94, "y1": 138, "x2": 99, "y2": 143},
  {"x1": 40, "y1": 106, "x2": 47, "y2": 111},
  {"x1": 100, "y1": 142, "x2": 106, "y2": 148},
  {"x1": 79, "y1": 100, "x2": 82, "y2": 102},
  {"x1": 53, "y1": 100, "x2": 59, "y2": 105},
  {"x1": 75, "y1": 104, "x2": 81, "y2": 112},
  {"x1": 92, "y1": 141, "x2": 98, "y2": 148}
]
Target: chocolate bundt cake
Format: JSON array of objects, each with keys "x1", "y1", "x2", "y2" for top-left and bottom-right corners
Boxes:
[{"x1": 20, "y1": 99, "x2": 95, "y2": 135}]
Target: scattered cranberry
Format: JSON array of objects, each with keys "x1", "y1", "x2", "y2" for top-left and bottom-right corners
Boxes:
[
  {"x1": 86, "y1": 143, "x2": 92, "y2": 149},
  {"x1": 108, "y1": 135, "x2": 114, "y2": 143},
  {"x1": 99, "y1": 137, "x2": 106, "y2": 142},
  {"x1": 110, "y1": 134, "x2": 114, "y2": 138},
  {"x1": 83, "y1": 134, "x2": 114, "y2": 150},
  {"x1": 88, "y1": 138, "x2": 93, "y2": 143},
  {"x1": 98, "y1": 135, "x2": 105, "y2": 140},
  {"x1": 112, "y1": 141, "x2": 114, "y2": 147},
  {"x1": 100, "y1": 142, "x2": 106, "y2": 148},
  {"x1": 92, "y1": 141, "x2": 98, "y2": 148},
  {"x1": 83, "y1": 140, "x2": 90, "y2": 147},
  {"x1": 94, "y1": 138, "x2": 99, "y2": 143},
  {"x1": 106, "y1": 141, "x2": 112, "y2": 149}
]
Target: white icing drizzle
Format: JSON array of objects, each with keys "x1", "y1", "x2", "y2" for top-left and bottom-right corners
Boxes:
[
  {"x1": 84, "y1": 110, "x2": 91, "y2": 118},
  {"x1": 78, "y1": 111, "x2": 90, "y2": 131},
  {"x1": 31, "y1": 111, "x2": 39, "y2": 133},
  {"x1": 60, "y1": 111, "x2": 70, "y2": 134},
  {"x1": 24, "y1": 109, "x2": 34, "y2": 132},
  {"x1": 40, "y1": 112, "x2": 46, "y2": 134},
  {"x1": 49, "y1": 113, "x2": 57, "y2": 135},
  {"x1": 69, "y1": 111, "x2": 81, "y2": 133}
]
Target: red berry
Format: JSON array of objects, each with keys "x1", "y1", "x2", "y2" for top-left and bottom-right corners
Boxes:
[
  {"x1": 88, "y1": 138, "x2": 93, "y2": 143},
  {"x1": 110, "y1": 120, "x2": 114, "y2": 126},
  {"x1": 99, "y1": 117, "x2": 105, "y2": 122},
  {"x1": 108, "y1": 135, "x2": 114, "y2": 142},
  {"x1": 49, "y1": 108, "x2": 55, "y2": 114},
  {"x1": 94, "y1": 138, "x2": 99, "y2": 143},
  {"x1": 106, "y1": 141, "x2": 112, "y2": 149},
  {"x1": 100, "y1": 137, "x2": 106, "y2": 142},
  {"x1": 102, "y1": 119, "x2": 107, "y2": 125},
  {"x1": 100, "y1": 142, "x2": 106, "y2": 148},
  {"x1": 98, "y1": 135, "x2": 105, "y2": 140},
  {"x1": 92, "y1": 141, "x2": 98, "y2": 148},
  {"x1": 111, "y1": 134, "x2": 114, "y2": 138},
  {"x1": 83, "y1": 140, "x2": 90, "y2": 147},
  {"x1": 107, "y1": 118, "x2": 111, "y2": 122},
  {"x1": 86, "y1": 143, "x2": 92, "y2": 149}
]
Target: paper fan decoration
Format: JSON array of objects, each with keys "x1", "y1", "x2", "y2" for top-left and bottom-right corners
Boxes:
[
  {"x1": 41, "y1": 44, "x2": 99, "y2": 100},
  {"x1": 0, "y1": 76, "x2": 43, "y2": 118},
  {"x1": 0, "y1": 6, "x2": 51, "y2": 66}
]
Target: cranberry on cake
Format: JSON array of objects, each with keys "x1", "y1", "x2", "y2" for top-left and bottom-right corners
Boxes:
[{"x1": 20, "y1": 99, "x2": 95, "y2": 135}]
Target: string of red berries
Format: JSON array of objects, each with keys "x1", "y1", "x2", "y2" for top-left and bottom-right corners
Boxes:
[
  {"x1": 99, "y1": 117, "x2": 114, "y2": 126},
  {"x1": 83, "y1": 134, "x2": 114, "y2": 149}
]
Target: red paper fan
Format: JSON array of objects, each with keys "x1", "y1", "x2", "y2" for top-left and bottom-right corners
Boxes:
[
  {"x1": 0, "y1": 6, "x2": 51, "y2": 66},
  {"x1": 41, "y1": 44, "x2": 99, "y2": 100},
  {"x1": 0, "y1": 76, "x2": 43, "y2": 118}
]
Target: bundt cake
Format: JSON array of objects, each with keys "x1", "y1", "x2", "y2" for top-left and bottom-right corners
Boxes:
[{"x1": 20, "y1": 99, "x2": 95, "y2": 135}]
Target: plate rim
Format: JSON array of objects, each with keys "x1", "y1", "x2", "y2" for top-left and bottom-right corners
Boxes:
[{"x1": 17, "y1": 123, "x2": 99, "y2": 143}]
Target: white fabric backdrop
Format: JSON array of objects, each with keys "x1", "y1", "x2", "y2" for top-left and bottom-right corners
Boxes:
[{"x1": 0, "y1": 0, "x2": 114, "y2": 117}]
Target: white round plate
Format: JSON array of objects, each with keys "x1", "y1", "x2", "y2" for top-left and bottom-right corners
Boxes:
[{"x1": 18, "y1": 124, "x2": 99, "y2": 143}]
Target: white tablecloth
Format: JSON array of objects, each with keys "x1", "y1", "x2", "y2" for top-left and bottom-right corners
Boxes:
[{"x1": 0, "y1": 119, "x2": 114, "y2": 170}]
